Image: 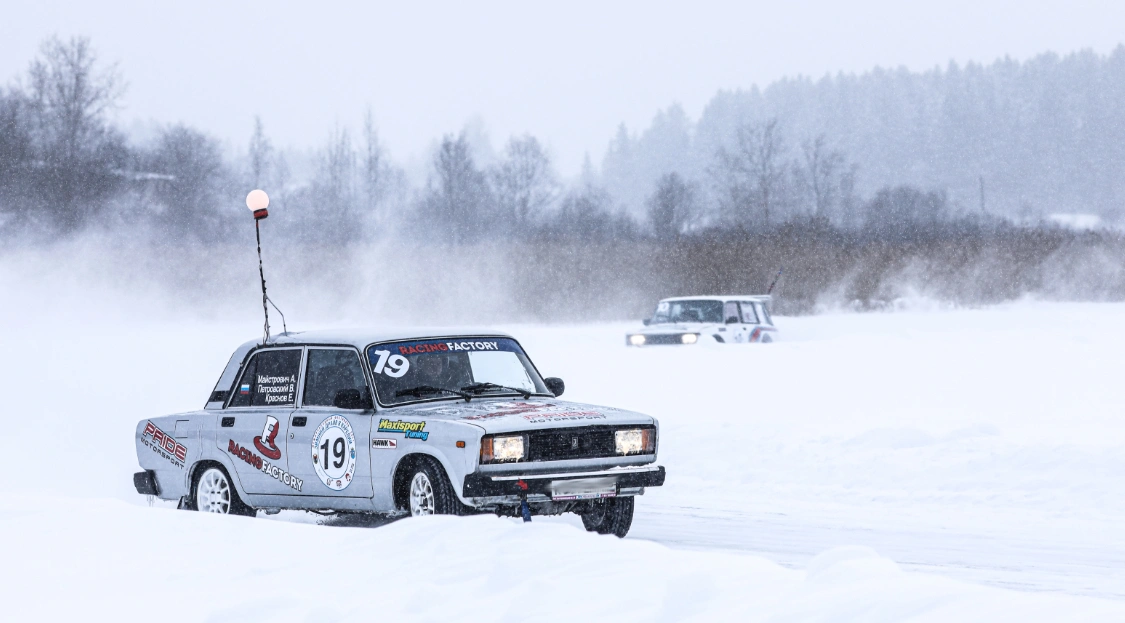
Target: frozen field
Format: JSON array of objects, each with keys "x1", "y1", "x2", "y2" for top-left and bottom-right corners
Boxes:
[{"x1": 2, "y1": 292, "x2": 1124, "y2": 620}]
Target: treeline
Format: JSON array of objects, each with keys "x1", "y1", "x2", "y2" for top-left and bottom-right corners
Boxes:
[
  {"x1": 604, "y1": 47, "x2": 1125, "y2": 222},
  {"x1": 2, "y1": 37, "x2": 1124, "y2": 318}
]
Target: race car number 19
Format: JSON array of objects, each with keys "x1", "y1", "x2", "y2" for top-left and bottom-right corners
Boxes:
[{"x1": 311, "y1": 415, "x2": 357, "y2": 491}]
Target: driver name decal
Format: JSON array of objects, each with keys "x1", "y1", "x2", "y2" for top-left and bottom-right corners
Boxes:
[
  {"x1": 377, "y1": 419, "x2": 428, "y2": 441},
  {"x1": 256, "y1": 373, "x2": 295, "y2": 405}
]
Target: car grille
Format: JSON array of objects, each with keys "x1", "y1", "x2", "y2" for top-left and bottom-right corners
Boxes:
[
  {"x1": 525, "y1": 426, "x2": 656, "y2": 462},
  {"x1": 639, "y1": 333, "x2": 687, "y2": 345}
]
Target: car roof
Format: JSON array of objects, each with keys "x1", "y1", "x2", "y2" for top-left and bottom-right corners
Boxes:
[
  {"x1": 235, "y1": 327, "x2": 517, "y2": 352},
  {"x1": 658, "y1": 295, "x2": 773, "y2": 303}
]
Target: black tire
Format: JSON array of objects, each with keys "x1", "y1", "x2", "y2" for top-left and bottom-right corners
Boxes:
[
  {"x1": 580, "y1": 496, "x2": 634, "y2": 538},
  {"x1": 406, "y1": 457, "x2": 467, "y2": 516},
  {"x1": 760, "y1": 333, "x2": 774, "y2": 344},
  {"x1": 191, "y1": 465, "x2": 256, "y2": 517}
]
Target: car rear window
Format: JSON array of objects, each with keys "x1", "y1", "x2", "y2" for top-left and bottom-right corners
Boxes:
[{"x1": 228, "y1": 348, "x2": 301, "y2": 408}]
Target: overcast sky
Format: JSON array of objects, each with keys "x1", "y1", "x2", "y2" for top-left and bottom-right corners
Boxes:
[{"x1": 2, "y1": 0, "x2": 1123, "y2": 175}]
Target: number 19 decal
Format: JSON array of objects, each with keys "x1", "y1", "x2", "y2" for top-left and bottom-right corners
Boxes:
[
  {"x1": 371, "y1": 350, "x2": 409, "y2": 377},
  {"x1": 311, "y1": 415, "x2": 356, "y2": 491}
]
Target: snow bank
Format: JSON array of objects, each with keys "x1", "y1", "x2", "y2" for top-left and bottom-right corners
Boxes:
[{"x1": 3, "y1": 496, "x2": 1122, "y2": 622}]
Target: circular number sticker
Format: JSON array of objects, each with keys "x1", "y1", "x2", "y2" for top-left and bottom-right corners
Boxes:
[{"x1": 311, "y1": 415, "x2": 357, "y2": 491}]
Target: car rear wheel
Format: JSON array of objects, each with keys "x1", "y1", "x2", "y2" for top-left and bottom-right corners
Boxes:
[
  {"x1": 407, "y1": 458, "x2": 466, "y2": 516},
  {"x1": 194, "y1": 466, "x2": 256, "y2": 517},
  {"x1": 580, "y1": 496, "x2": 634, "y2": 538}
]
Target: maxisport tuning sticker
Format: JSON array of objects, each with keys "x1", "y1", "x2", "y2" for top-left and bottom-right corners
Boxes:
[{"x1": 311, "y1": 415, "x2": 357, "y2": 491}]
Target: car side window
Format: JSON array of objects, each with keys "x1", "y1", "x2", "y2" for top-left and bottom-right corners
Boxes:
[
  {"x1": 758, "y1": 303, "x2": 773, "y2": 325},
  {"x1": 723, "y1": 301, "x2": 740, "y2": 324},
  {"x1": 740, "y1": 302, "x2": 760, "y2": 324},
  {"x1": 304, "y1": 348, "x2": 369, "y2": 407},
  {"x1": 228, "y1": 349, "x2": 301, "y2": 408}
]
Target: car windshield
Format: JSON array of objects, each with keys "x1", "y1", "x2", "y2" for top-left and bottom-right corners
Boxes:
[
  {"x1": 650, "y1": 300, "x2": 724, "y2": 324},
  {"x1": 367, "y1": 337, "x2": 549, "y2": 406}
]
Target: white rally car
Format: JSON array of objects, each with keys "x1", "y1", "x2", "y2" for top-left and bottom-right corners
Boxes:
[
  {"x1": 626, "y1": 295, "x2": 778, "y2": 345},
  {"x1": 133, "y1": 330, "x2": 665, "y2": 537}
]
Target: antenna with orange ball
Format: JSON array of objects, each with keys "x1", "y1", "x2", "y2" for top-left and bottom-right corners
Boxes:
[{"x1": 246, "y1": 190, "x2": 286, "y2": 343}]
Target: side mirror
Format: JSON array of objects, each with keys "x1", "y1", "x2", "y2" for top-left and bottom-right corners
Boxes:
[
  {"x1": 725, "y1": 316, "x2": 739, "y2": 324},
  {"x1": 544, "y1": 377, "x2": 565, "y2": 397},
  {"x1": 333, "y1": 388, "x2": 373, "y2": 410},
  {"x1": 642, "y1": 318, "x2": 651, "y2": 326}
]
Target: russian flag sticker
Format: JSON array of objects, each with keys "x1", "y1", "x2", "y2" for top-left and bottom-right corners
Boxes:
[{"x1": 240, "y1": 384, "x2": 250, "y2": 394}]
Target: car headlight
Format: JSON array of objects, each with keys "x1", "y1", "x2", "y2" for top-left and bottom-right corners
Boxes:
[
  {"x1": 681, "y1": 333, "x2": 698, "y2": 344},
  {"x1": 480, "y1": 435, "x2": 525, "y2": 463},
  {"x1": 629, "y1": 334, "x2": 646, "y2": 346},
  {"x1": 615, "y1": 429, "x2": 656, "y2": 455}
]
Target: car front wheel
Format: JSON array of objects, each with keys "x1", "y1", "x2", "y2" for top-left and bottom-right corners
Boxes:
[
  {"x1": 581, "y1": 496, "x2": 634, "y2": 538},
  {"x1": 407, "y1": 458, "x2": 466, "y2": 516},
  {"x1": 194, "y1": 466, "x2": 256, "y2": 517}
]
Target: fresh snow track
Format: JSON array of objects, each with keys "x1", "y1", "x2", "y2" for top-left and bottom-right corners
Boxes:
[{"x1": 623, "y1": 504, "x2": 1125, "y2": 600}]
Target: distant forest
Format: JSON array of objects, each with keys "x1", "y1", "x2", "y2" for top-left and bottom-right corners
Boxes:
[{"x1": 2, "y1": 37, "x2": 1124, "y2": 317}]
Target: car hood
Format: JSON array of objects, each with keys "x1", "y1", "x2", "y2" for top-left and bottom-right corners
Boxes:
[
  {"x1": 383, "y1": 397, "x2": 655, "y2": 434},
  {"x1": 632, "y1": 323, "x2": 711, "y2": 334}
]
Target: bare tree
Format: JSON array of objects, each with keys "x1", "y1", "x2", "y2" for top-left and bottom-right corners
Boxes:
[
  {"x1": 147, "y1": 124, "x2": 225, "y2": 237},
  {"x1": 310, "y1": 126, "x2": 357, "y2": 241},
  {"x1": 24, "y1": 36, "x2": 126, "y2": 231},
  {"x1": 492, "y1": 134, "x2": 558, "y2": 232},
  {"x1": 646, "y1": 172, "x2": 698, "y2": 240},
  {"x1": 422, "y1": 132, "x2": 492, "y2": 243},
  {"x1": 714, "y1": 118, "x2": 787, "y2": 227},
  {"x1": 247, "y1": 116, "x2": 272, "y2": 189},
  {"x1": 799, "y1": 134, "x2": 846, "y2": 219}
]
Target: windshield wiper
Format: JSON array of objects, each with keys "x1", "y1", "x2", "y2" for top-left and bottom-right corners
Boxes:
[
  {"x1": 395, "y1": 385, "x2": 472, "y2": 401},
  {"x1": 461, "y1": 382, "x2": 532, "y2": 399}
]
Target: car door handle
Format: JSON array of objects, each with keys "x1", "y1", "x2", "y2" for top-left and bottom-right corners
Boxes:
[
  {"x1": 221, "y1": 417, "x2": 235, "y2": 427},
  {"x1": 293, "y1": 416, "x2": 307, "y2": 427}
]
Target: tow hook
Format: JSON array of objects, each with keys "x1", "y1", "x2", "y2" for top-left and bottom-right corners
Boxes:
[{"x1": 518, "y1": 479, "x2": 531, "y2": 522}]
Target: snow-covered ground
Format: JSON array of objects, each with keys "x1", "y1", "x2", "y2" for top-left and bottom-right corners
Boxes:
[{"x1": 2, "y1": 290, "x2": 1123, "y2": 620}]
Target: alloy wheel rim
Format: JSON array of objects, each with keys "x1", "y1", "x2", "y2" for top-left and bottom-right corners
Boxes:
[
  {"x1": 409, "y1": 472, "x2": 435, "y2": 516},
  {"x1": 198, "y1": 469, "x2": 231, "y2": 514}
]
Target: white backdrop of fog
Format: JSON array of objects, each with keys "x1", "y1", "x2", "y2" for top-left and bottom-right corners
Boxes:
[{"x1": 3, "y1": 0, "x2": 1124, "y2": 176}]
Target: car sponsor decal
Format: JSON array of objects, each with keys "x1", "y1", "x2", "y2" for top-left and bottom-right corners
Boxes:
[
  {"x1": 312, "y1": 415, "x2": 357, "y2": 491},
  {"x1": 227, "y1": 439, "x2": 303, "y2": 492},
  {"x1": 253, "y1": 415, "x2": 283, "y2": 460},
  {"x1": 391, "y1": 339, "x2": 517, "y2": 355},
  {"x1": 377, "y1": 419, "x2": 428, "y2": 441},
  {"x1": 141, "y1": 421, "x2": 188, "y2": 469},
  {"x1": 371, "y1": 438, "x2": 398, "y2": 450},
  {"x1": 522, "y1": 411, "x2": 606, "y2": 424},
  {"x1": 462, "y1": 402, "x2": 550, "y2": 421}
]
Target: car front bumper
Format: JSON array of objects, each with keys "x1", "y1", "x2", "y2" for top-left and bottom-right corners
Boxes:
[{"x1": 463, "y1": 464, "x2": 666, "y2": 504}]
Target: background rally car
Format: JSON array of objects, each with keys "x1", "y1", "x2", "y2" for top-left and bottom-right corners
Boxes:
[
  {"x1": 134, "y1": 330, "x2": 665, "y2": 537},
  {"x1": 626, "y1": 295, "x2": 778, "y2": 346}
]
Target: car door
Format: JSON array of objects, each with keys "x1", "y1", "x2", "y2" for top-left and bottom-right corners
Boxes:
[
  {"x1": 740, "y1": 301, "x2": 762, "y2": 341},
  {"x1": 220, "y1": 347, "x2": 303, "y2": 495},
  {"x1": 287, "y1": 347, "x2": 375, "y2": 499},
  {"x1": 723, "y1": 301, "x2": 748, "y2": 343}
]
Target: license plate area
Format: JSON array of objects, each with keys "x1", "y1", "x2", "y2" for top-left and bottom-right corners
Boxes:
[{"x1": 549, "y1": 477, "x2": 617, "y2": 501}]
